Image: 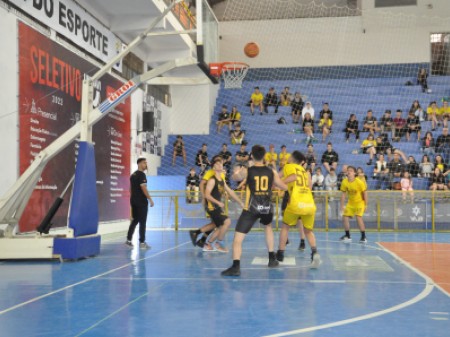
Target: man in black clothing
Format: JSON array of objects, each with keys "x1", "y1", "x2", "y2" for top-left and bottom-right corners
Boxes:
[
  {"x1": 218, "y1": 143, "x2": 232, "y2": 183},
  {"x1": 222, "y1": 145, "x2": 288, "y2": 276},
  {"x1": 319, "y1": 103, "x2": 333, "y2": 120},
  {"x1": 380, "y1": 110, "x2": 393, "y2": 133},
  {"x1": 435, "y1": 128, "x2": 450, "y2": 161},
  {"x1": 264, "y1": 87, "x2": 279, "y2": 113},
  {"x1": 126, "y1": 158, "x2": 154, "y2": 249},
  {"x1": 321, "y1": 142, "x2": 339, "y2": 173},
  {"x1": 196, "y1": 143, "x2": 210, "y2": 175},
  {"x1": 186, "y1": 168, "x2": 200, "y2": 203},
  {"x1": 388, "y1": 153, "x2": 404, "y2": 188},
  {"x1": 337, "y1": 164, "x2": 348, "y2": 190},
  {"x1": 235, "y1": 143, "x2": 250, "y2": 167}
]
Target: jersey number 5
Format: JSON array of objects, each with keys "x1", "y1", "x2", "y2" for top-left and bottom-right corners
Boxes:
[{"x1": 295, "y1": 169, "x2": 307, "y2": 187}]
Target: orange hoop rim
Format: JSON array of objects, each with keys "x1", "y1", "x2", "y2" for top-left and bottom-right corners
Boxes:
[{"x1": 220, "y1": 62, "x2": 249, "y2": 70}]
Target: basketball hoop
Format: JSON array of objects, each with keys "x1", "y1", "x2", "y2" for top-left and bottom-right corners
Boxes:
[{"x1": 210, "y1": 62, "x2": 249, "y2": 89}]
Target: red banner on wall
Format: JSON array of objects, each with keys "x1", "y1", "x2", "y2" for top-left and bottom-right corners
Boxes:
[{"x1": 18, "y1": 21, "x2": 131, "y2": 232}]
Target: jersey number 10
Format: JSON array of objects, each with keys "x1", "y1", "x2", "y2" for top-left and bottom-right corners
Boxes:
[{"x1": 254, "y1": 176, "x2": 269, "y2": 191}]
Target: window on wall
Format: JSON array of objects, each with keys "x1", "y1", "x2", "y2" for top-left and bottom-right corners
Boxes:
[
  {"x1": 147, "y1": 85, "x2": 172, "y2": 107},
  {"x1": 431, "y1": 33, "x2": 450, "y2": 76},
  {"x1": 122, "y1": 52, "x2": 144, "y2": 80},
  {"x1": 375, "y1": 0, "x2": 417, "y2": 7}
]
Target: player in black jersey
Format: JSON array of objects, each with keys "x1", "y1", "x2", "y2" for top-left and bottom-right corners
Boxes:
[{"x1": 222, "y1": 145, "x2": 288, "y2": 276}]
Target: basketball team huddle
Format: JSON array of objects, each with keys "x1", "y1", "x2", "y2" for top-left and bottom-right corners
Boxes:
[{"x1": 189, "y1": 145, "x2": 368, "y2": 276}]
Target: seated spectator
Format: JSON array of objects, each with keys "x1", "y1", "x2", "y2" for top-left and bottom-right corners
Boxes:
[
  {"x1": 427, "y1": 101, "x2": 439, "y2": 130},
  {"x1": 406, "y1": 110, "x2": 421, "y2": 142},
  {"x1": 291, "y1": 92, "x2": 304, "y2": 123},
  {"x1": 263, "y1": 87, "x2": 278, "y2": 113},
  {"x1": 375, "y1": 135, "x2": 394, "y2": 160},
  {"x1": 250, "y1": 86, "x2": 264, "y2": 115},
  {"x1": 392, "y1": 109, "x2": 407, "y2": 142},
  {"x1": 319, "y1": 102, "x2": 333, "y2": 120},
  {"x1": 218, "y1": 143, "x2": 233, "y2": 181},
  {"x1": 318, "y1": 112, "x2": 332, "y2": 142},
  {"x1": 337, "y1": 164, "x2": 348, "y2": 190},
  {"x1": 305, "y1": 143, "x2": 317, "y2": 172},
  {"x1": 440, "y1": 100, "x2": 450, "y2": 122},
  {"x1": 235, "y1": 142, "x2": 250, "y2": 167},
  {"x1": 172, "y1": 135, "x2": 187, "y2": 166},
  {"x1": 311, "y1": 167, "x2": 325, "y2": 191},
  {"x1": 229, "y1": 105, "x2": 242, "y2": 125},
  {"x1": 409, "y1": 100, "x2": 424, "y2": 121},
  {"x1": 230, "y1": 123, "x2": 246, "y2": 145},
  {"x1": 301, "y1": 101, "x2": 315, "y2": 120},
  {"x1": 356, "y1": 167, "x2": 368, "y2": 185},
  {"x1": 417, "y1": 67, "x2": 429, "y2": 93},
  {"x1": 380, "y1": 110, "x2": 394, "y2": 133},
  {"x1": 388, "y1": 152, "x2": 404, "y2": 188},
  {"x1": 361, "y1": 134, "x2": 377, "y2": 165},
  {"x1": 421, "y1": 131, "x2": 436, "y2": 162},
  {"x1": 195, "y1": 143, "x2": 210, "y2": 174},
  {"x1": 344, "y1": 114, "x2": 360, "y2": 142},
  {"x1": 434, "y1": 155, "x2": 450, "y2": 177},
  {"x1": 419, "y1": 155, "x2": 434, "y2": 178},
  {"x1": 435, "y1": 127, "x2": 450, "y2": 161},
  {"x1": 186, "y1": 167, "x2": 200, "y2": 203},
  {"x1": 373, "y1": 154, "x2": 390, "y2": 190},
  {"x1": 264, "y1": 144, "x2": 278, "y2": 169},
  {"x1": 430, "y1": 167, "x2": 447, "y2": 191},
  {"x1": 302, "y1": 112, "x2": 315, "y2": 142},
  {"x1": 279, "y1": 86, "x2": 292, "y2": 107},
  {"x1": 362, "y1": 110, "x2": 380, "y2": 135},
  {"x1": 216, "y1": 105, "x2": 232, "y2": 133},
  {"x1": 321, "y1": 142, "x2": 339, "y2": 173},
  {"x1": 325, "y1": 167, "x2": 338, "y2": 191},
  {"x1": 278, "y1": 145, "x2": 291, "y2": 169},
  {"x1": 400, "y1": 171, "x2": 414, "y2": 202},
  {"x1": 405, "y1": 156, "x2": 420, "y2": 177}
]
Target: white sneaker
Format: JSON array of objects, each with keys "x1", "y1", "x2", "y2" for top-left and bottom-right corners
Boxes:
[
  {"x1": 310, "y1": 253, "x2": 321, "y2": 269},
  {"x1": 340, "y1": 235, "x2": 352, "y2": 243},
  {"x1": 202, "y1": 243, "x2": 216, "y2": 252}
]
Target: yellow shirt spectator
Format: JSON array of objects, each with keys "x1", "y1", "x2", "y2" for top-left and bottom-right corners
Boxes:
[
  {"x1": 427, "y1": 106, "x2": 440, "y2": 116},
  {"x1": 279, "y1": 152, "x2": 291, "y2": 168},
  {"x1": 251, "y1": 92, "x2": 263, "y2": 105},
  {"x1": 264, "y1": 152, "x2": 278, "y2": 166},
  {"x1": 319, "y1": 118, "x2": 332, "y2": 128},
  {"x1": 361, "y1": 139, "x2": 377, "y2": 148}
]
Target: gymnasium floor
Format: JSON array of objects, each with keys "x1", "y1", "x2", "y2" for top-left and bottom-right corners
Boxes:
[{"x1": 0, "y1": 231, "x2": 449, "y2": 337}]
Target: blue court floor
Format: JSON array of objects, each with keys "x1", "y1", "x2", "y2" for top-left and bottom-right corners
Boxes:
[{"x1": 0, "y1": 231, "x2": 449, "y2": 337}]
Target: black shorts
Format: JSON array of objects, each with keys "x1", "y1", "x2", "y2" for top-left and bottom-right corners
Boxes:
[
  {"x1": 235, "y1": 210, "x2": 274, "y2": 234},
  {"x1": 206, "y1": 208, "x2": 228, "y2": 227},
  {"x1": 281, "y1": 192, "x2": 289, "y2": 211},
  {"x1": 408, "y1": 126, "x2": 422, "y2": 133}
]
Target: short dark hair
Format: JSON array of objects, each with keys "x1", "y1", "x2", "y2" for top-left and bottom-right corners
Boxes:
[
  {"x1": 222, "y1": 143, "x2": 227, "y2": 146},
  {"x1": 327, "y1": 142, "x2": 332, "y2": 146},
  {"x1": 385, "y1": 109, "x2": 391, "y2": 114},
  {"x1": 281, "y1": 145, "x2": 286, "y2": 149},
  {"x1": 202, "y1": 143, "x2": 207, "y2": 147},
  {"x1": 137, "y1": 158, "x2": 146, "y2": 165},
  {"x1": 251, "y1": 145, "x2": 266, "y2": 161},
  {"x1": 291, "y1": 151, "x2": 306, "y2": 164},
  {"x1": 347, "y1": 165, "x2": 356, "y2": 173},
  {"x1": 396, "y1": 109, "x2": 402, "y2": 113},
  {"x1": 255, "y1": 86, "x2": 259, "y2": 89},
  {"x1": 211, "y1": 155, "x2": 223, "y2": 164}
]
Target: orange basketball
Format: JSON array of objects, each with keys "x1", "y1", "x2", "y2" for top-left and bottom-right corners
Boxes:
[{"x1": 244, "y1": 42, "x2": 259, "y2": 58}]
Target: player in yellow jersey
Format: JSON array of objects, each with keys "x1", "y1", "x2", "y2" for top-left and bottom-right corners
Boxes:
[
  {"x1": 339, "y1": 166, "x2": 368, "y2": 243},
  {"x1": 277, "y1": 151, "x2": 321, "y2": 268}
]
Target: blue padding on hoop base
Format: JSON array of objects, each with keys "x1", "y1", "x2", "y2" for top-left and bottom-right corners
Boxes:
[
  {"x1": 69, "y1": 142, "x2": 99, "y2": 237},
  {"x1": 53, "y1": 235, "x2": 101, "y2": 260}
]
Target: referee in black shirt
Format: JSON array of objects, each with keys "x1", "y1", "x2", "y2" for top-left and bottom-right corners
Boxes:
[{"x1": 125, "y1": 158, "x2": 154, "y2": 249}]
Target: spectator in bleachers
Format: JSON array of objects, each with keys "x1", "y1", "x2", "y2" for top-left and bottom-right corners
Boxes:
[
  {"x1": 427, "y1": 101, "x2": 439, "y2": 131},
  {"x1": 388, "y1": 152, "x2": 404, "y2": 188},
  {"x1": 291, "y1": 92, "x2": 304, "y2": 123},
  {"x1": 406, "y1": 110, "x2": 421, "y2": 142},
  {"x1": 321, "y1": 142, "x2": 339, "y2": 173},
  {"x1": 319, "y1": 103, "x2": 333, "y2": 120},
  {"x1": 409, "y1": 100, "x2": 424, "y2": 121},
  {"x1": 264, "y1": 144, "x2": 278, "y2": 169},
  {"x1": 361, "y1": 134, "x2": 377, "y2": 166},
  {"x1": 250, "y1": 87, "x2": 264, "y2": 115},
  {"x1": 400, "y1": 171, "x2": 414, "y2": 202},
  {"x1": 421, "y1": 131, "x2": 436, "y2": 162},
  {"x1": 356, "y1": 167, "x2": 368, "y2": 184},
  {"x1": 419, "y1": 155, "x2": 434, "y2": 178},
  {"x1": 186, "y1": 168, "x2": 200, "y2": 203},
  {"x1": 263, "y1": 87, "x2": 278, "y2": 113},
  {"x1": 230, "y1": 123, "x2": 245, "y2": 145},
  {"x1": 311, "y1": 167, "x2": 325, "y2": 191},
  {"x1": 417, "y1": 68, "x2": 429, "y2": 93},
  {"x1": 279, "y1": 87, "x2": 292, "y2": 107},
  {"x1": 216, "y1": 105, "x2": 232, "y2": 133},
  {"x1": 440, "y1": 101, "x2": 450, "y2": 121},
  {"x1": 375, "y1": 135, "x2": 393, "y2": 161},
  {"x1": 235, "y1": 142, "x2": 250, "y2": 167},
  {"x1": 318, "y1": 112, "x2": 332, "y2": 142},
  {"x1": 362, "y1": 110, "x2": 380, "y2": 136},
  {"x1": 380, "y1": 110, "x2": 394, "y2": 133},
  {"x1": 229, "y1": 105, "x2": 242, "y2": 125},
  {"x1": 434, "y1": 155, "x2": 449, "y2": 177},
  {"x1": 325, "y1": 167, "x2": 338, "y2": 191},
  {"x1": 195, "y1": 143, "x2": 210, "y2": 174},
  {"x1": 278, "y1": 145, "x2": 291, "y2": 169},
  {"x1": 218, "y1": 143, "x2": 233, "y2": 182},
  {"x1": 302, "y1": 101, "x2": 315, "y2": 120},
  {"x1": 344, "y1": 114, "x2": 360, "y2": 142},
  {"x1": 373, "y1": 154, "x2": 390, "y2": 190},
  {"x1": 172, "y1": 135, "x2": 187, "y2": 166},
  {"x1": 435, "y1": 127, "x2": 450, "y2": 161},
  {"x1": 392, "y1": 109, "x2": 407, "y2": 142},
  {"x1": 337, "y1": 164, "x2": 348, "y2": 190},
  {"x1": 305, "y1": 143, "x2": 317, "y2": 172},
  {"x1": 405, "y1": 156, "x2": 420, "y2": 177},
  {"x1": 302, "y1": 113, "x2": 316, "y2": 143},
  {"x1": 430, "y1": 167, "x2": 447, "y2": 191}
]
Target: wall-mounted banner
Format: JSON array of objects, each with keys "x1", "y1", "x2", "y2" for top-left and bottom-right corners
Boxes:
[
  {"x1": 10, "y1": 0, "x2": 122, "y2": 66},
  {"x1": 18, "y1": 21, "x2": 131, "y2": 232}
]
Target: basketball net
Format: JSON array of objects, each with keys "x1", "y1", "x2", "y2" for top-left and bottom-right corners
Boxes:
[{"x1": 220, "y1": 62, "x2": 249, "y2": 89}]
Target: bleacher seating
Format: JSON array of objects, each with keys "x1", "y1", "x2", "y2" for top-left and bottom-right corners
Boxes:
[{"x1": 158, "y1": 74, "x2": 450, "y2": 190}]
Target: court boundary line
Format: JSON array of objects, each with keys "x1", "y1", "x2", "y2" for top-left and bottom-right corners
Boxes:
[{"x1": 0, "y1": 241, "x2": 190, "y2": 316}]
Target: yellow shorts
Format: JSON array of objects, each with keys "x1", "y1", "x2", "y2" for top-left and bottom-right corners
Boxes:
[
  {"x1": 343, "y1": 203, "x2": 365, "y2": 217},
  {"x1": 283, "y1": 211, "x2": 315, "y2": 230}
]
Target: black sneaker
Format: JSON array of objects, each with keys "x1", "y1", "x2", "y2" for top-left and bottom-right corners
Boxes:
[
  {"x1": 286, "y1": 238, "x2": 290, "y2": 245},
  {"x1": 298, "y1": 240, "x2": 306, "y2": 251},
  {"x1": 221, "y1": 266, "x2": 241, "y2": 276},
  {"x1": 196, "y1": 238, "x2": 205, "y2": 248},
  {"x1": 366, "y1": 160, "x2": 372, "y2": 165},
  {"x1": 189, "y1": 230, "x2": 198, "y2": 246},
  {"x1": 276, "y1": 250, "x2": 284, "y2": 262},
  {"x1": 124, "y1": 240, "x2": 133, "y2": 247},
  {"x1": 268, "y1": 258, "x2": 279, "y2": 268}
]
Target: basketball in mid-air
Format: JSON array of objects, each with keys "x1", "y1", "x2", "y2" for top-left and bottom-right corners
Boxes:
[{"x1": 244, "y1": 42, "x2": 259, "y2": 58}]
